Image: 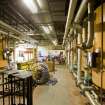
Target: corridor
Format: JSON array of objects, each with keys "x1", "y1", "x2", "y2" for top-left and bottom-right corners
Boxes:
[{"x1": 33, "y1": 65, "x2": 87, "y2": 105}]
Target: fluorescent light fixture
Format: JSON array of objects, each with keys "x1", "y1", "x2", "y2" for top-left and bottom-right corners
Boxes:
[
  {"x1": 42, "y1": 26, "x2": 50, "y2": 34},
  {"x1": 23, "y1": 0, "x2": 38, "y2": 13}
]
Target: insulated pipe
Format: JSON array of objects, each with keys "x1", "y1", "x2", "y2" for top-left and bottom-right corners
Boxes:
[
  {"x1": 86, "y1": 0, "x2": 94, "y2": 48},
  {"x1": 77, "y1": 33, "x2": 82, "y2": 83},
  {"x1": 80, "y1": 84, "x2": 101, "y2": 105},
  {"x1": 68, "y1": 28, "x2": 74, "y2": 38},
  {"x1": 83, "y1": 51, "x2": 90, "y2": 84},
  {"x1": 82, "y1": 27, "x2": 87, "y2": 44},
  {"x1": 85, "y1": 91, "x2": 100, "y2": 105},
  {"x1": 63, "y1": 0, "x2": 77, "y2": 45},
  {"x1": 70, "y1": 41, "x2": 73, "y2": 71},
  {"x1": 74, "y1": 0, "x2": 88, "y2": 23},
  {"x1": 67, "y1": 42, "x2": 70, "y2": 65},
  {"x1": 67, "y1": 0, "x2": 88, "y2": 45},
  {"x1": 91, "y1": 90, "x2": 98, "y2": 100}
]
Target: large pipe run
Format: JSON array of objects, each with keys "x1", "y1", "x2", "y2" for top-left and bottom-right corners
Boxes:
[
  {"x1": 0, "y1": 20, "x2": 38, "y2": 44},
  {"x1": 67, "y1": 0, "x2": 88, "y2": 44},
  {"x1": 63, "y1": 0, "x2": 77, "y2": 45},
  {"x1": 74, "y1": 0, "x2": 88, "y2": 23},
  {"x1": 86, "y1": 0, "x2": 94, "y2": 48}
]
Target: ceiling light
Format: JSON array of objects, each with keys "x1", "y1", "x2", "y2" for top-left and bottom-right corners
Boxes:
[
  {"x1": 42, "y1": 26, "x2": 50, "y2": 34},
  {"x1": 23, "y1": 0, "x2": 38, "y2": 13}
]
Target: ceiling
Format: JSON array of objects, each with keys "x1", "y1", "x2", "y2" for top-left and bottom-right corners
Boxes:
[{"x1": 0, "y1": 0, "x2": 67, "y2": 45}]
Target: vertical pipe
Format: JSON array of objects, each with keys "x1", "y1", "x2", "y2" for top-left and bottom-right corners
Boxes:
[
  {"x1": 70, "y1": 41, "x2": 73, "y2": 71},
  {"x1": 82, "y1": 26, "x2": 87, "y2": 44},
  {"x1": 67, "y1": 42, "x2": 70, "y2": 66},
  {"x1": 74, "y1": 38, "x2": 77, "y2": 65},
  {"x1": 77, "y1": 33, "x2": 82, "y2": 83},
  {"x1": 86, "y1": 0, "x2": 94, "y2": 48},
  {"x1": 84, "y1": 51, "x2": 89, "y2": 84}
]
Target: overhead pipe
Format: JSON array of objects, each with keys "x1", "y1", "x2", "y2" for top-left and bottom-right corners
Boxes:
[
  {"x1": 64, "y1": 0, "x2": 94, "y2": 47},
  {"x1": 0, "y1": 20, "x2": 38, "y2": 44},
  {"x1": 67, "y1": 0, "x2": 88, "y2": 45},
  {"x1": 0, "y1": 30, "x2": 20, "y2": 40},
  {"x1": 74, "y1": 0, "x2": 94, "y2": 49},
  {"x1": 85, "y1": 0, "x2": 94, "y2": 48},
  {"x1": 63, "y1": 0, "x2": 77, "y2": 45},
  {"x1": 74, "y1": 0, "x2": 88, "y2": 24}
]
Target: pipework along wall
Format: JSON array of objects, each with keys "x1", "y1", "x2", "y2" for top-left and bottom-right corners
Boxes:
[{"x1": 92, "y1": 3, "x2": 105, "y2": 89}]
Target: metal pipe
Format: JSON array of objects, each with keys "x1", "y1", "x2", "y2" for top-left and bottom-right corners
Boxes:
[
  {"x1": 72, "y1": 71, "x2": 77, "y2": 78},
  {"x1": 80, "y1": 84, "x2": 101, "y2": 105},
  {"x1": 74, "y1": 0, "x2": 88, "y2": 23},
  {"x1": 82, "y1": 27, "x2": 87, "y2": 44},
  {"x1": 86, "y1": 0, "x2": 94, "y2": 48},
  {"x1": 0, "y1": 30, "x2": 20, "y2": 40},
  {"x1": 63, "y1": 0, "x2": 77, "y2": 45},
  {"x1": 70, "y1": 41, "x2": 73, "y2": 72},
  {"x1": 68, "y1": 28, "x2": 74, "y2": 38},
  {"x1": 77, "y1": 33, "x2": 82, "y2": 83},
  {"x1": 0, "y1": 20, "x2": 38, "y2": 44},
  {"x1": 67, "y1": 0, "x2": 88, "y2": 45},
  {"x1": 85, "y1": 91, "x2": 100, "y2": 105},
  {"x1": 67, "y1": 42, "x2": 70, "y2": 65},
  {"x1": 91, "y1": 90, "x2": 98, "y2": 100}
]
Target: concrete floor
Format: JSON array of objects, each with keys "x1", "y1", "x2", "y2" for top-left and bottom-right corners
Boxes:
[{"x1": 33, "y1": 65, "x2": 88, "y2": 105}]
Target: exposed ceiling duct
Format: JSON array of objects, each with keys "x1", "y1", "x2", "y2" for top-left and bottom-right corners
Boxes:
[
  {"x1": 0, "y1": 0, "x2": 66, "y2": 45},
  {"x1": 0, "y1": 20, "x2": 38, "y2": 44},
  {"x1": 22, "y1": 0, "x2": 57, "y2": 45}
]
